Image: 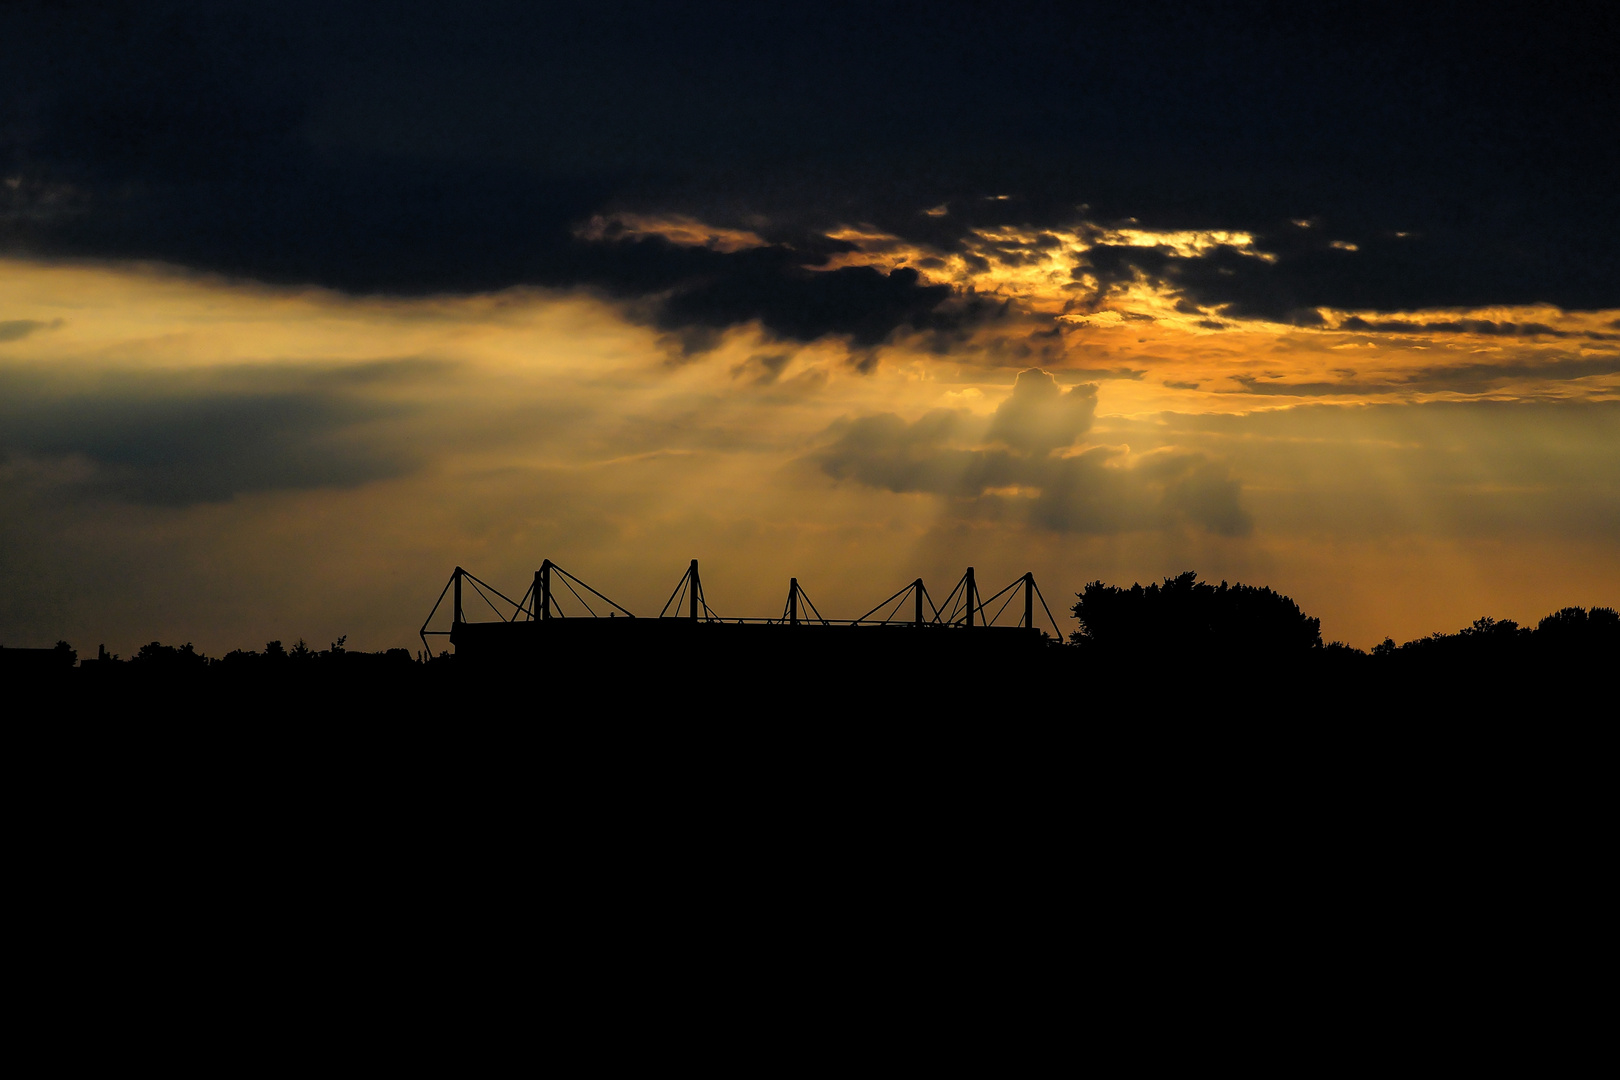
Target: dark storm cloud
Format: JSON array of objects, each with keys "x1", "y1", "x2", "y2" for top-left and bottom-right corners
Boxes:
[
  {"x1": 0, "y1": 4, "x2": 959, "y2": 349},
  {"x1": 3, "y1": 2, "x2": 1616, "y2": 323},
  {"x1": 1076, "y1": 225, "x2": 1620, "y2": 325},
  {"x1": 657, "y1": 261, "x2": 956, "y2": 348},
  {"x1": 815, "y1": 369, "x2": 1248, "y2": 535},
  {"x1": 1074, "y1": 244, "x2": 1175, "y2": 296},
  {"x1": 1230, "y1": 354, "x2": 1620, "y2": 397},
  {"x1": 0, "y1": 361, "x2": 444, "y2": 504},
  {"x1": 1336, "y1": 317, "x2": 1619, "y2": 342}
]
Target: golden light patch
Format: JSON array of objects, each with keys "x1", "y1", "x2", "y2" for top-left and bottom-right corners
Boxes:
[{"x1": 574, "y1": 212, "x2": 768, "y2": 253}]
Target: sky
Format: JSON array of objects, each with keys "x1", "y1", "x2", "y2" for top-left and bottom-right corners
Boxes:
[{"x1": 3, "y1": 1, "x2": 1617, "y2": 653}]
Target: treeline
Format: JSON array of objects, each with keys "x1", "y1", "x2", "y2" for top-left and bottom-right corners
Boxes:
[
  {"x1": 100, "y1": 636, "x2": 424, "y2": 672},
  {"x1": 1069, "y1": 570, "x2": 1619, "y2": 666},
  {"x1": 1365, "y1": 608, "x2": 1620, "y2": 668},
  {"x1": 9, "y1": 635, "x2": 459, "y2": 715},
  {"x1": 8, "y1": 573, "x2": 1614, "y2": 715},
  {"x1": 1, "y1": 635, "x2": 446, "y2": 684}
]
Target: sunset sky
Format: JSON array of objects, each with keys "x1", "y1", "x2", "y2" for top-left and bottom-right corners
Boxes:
[{"x1": 3, "y1": 3, "x2": 1617, "y2": 653}]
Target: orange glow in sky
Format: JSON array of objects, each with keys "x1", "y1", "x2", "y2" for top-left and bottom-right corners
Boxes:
[{"x1": 3, "y1": 231, "x2": 1617, "y2": 655}]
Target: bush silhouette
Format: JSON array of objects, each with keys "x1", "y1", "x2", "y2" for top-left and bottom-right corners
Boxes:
[{"x1": 130, "y1": 641, "x2": 208, "y2": 671}]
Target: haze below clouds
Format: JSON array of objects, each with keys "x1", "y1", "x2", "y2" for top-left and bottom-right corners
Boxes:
[{"x1": 3, "y1": 260, "x2": 1615, "y2": 653}]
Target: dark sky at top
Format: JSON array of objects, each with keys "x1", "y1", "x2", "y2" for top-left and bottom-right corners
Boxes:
[{"x1": 3, "y1": 1, "x2": 1616, "y2": 341}]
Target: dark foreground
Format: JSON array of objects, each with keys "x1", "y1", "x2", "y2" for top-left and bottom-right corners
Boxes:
[
  {"x1": 11, "y1": 630, "x2": 1607, "y2": 1071},
  {"x1": 9, "y1": 630, "x2": 1611, "y2": 721}
]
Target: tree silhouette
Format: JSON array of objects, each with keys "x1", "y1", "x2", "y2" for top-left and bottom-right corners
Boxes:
[{"x1": 1071, "y1": 571, "x2": 1322, "y2": 657}]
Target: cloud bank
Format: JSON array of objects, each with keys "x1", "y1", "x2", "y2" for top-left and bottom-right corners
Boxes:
[
  {"x1": 816, "y1": 369, "x2": 1250, "y2": 536},
  {"x1": 0, "y1": 360, "x2": 443, "y2": 504}
]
